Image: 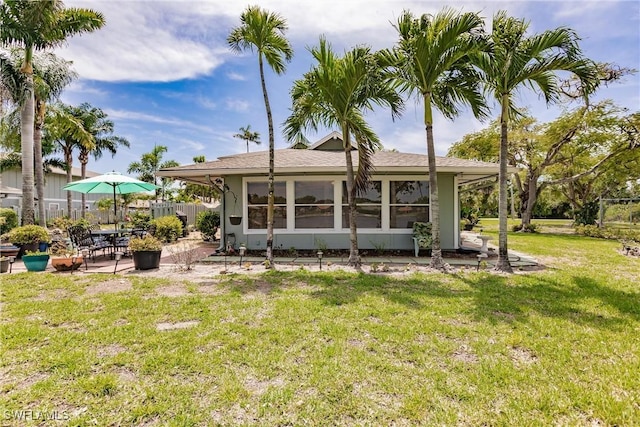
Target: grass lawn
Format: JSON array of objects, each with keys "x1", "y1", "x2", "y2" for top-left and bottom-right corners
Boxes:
[{"x1": 1, "y1": 230, "x2": 639, "y2": 425}]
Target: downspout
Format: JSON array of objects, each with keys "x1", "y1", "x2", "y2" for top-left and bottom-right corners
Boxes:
[{"x1": 207, "y1": 175, "x2": 225, "y2": 252}]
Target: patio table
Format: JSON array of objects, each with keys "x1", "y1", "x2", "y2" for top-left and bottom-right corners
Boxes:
[{"x1": 91, "y1": 229, "x2": 133, "y2": 257}]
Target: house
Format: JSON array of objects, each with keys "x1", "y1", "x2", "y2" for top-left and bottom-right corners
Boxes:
[
  {"x1": 1, "y1": 165, "x2": 102, "y2": 212},
  {"x1": 157, "y1": 132, "x2": 507, "y2": 252}
]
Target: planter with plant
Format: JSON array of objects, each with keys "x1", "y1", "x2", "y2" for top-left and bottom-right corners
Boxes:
[
  {"x1": 6, "y1": 225, "x2": 51, "y2": 258},
  {"x1": 196, "y1": 210, "x2": 220, "y2": 242},
  {"x1": 22, "y1": 250, "x2": 50, "y2": 272},
  {"x1": 128, "y1": 234, "x2": 163, "y2": 270},
  {"x1": 49, "y1": 240, "x2": 83, "y2": 272}
]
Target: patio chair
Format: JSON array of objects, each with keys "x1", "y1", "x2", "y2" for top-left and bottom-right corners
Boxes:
[{"x1": 67, "y1": 225, "x2": 111, "y2": 261}]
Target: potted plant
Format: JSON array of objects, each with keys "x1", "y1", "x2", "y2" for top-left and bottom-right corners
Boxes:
[
  {"x1": 128, "y1": 234, "x2": 163, "y2": 270},
  {"x1": 49, "y1": 240, "x2": 83, "y2": 272},
  {"x1": 6, "y1": 225, "x2": 51, "y2": 258},
  {"x1": 22, "y1": 250, "x2": 50, "y2": 272}
]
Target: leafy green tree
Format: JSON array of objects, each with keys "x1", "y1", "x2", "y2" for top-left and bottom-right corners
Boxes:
[
  {"x1": 127, "y1": 145, "x2": 179, "y2": 201},
  {"x1": 475, "y1": 10, "x2": 597, "y2": 272},
  {"x1": 233, "y1": 125, "x2": 261, "y2": 153},
  {"x1": 0, "y1": 0, "x2": 104, "y2": 225},
  {"x1": 228, "y1": 5, "x2": 293, "y2": 267},
  {"x1": 284, "y1": 38, "x2": 403, "y2": 266},
  {"x1": 388, "y1": 8, "x2": 488, "y2": 270}
]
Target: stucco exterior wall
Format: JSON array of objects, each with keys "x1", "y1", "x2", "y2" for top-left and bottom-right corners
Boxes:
[{"x1": 219, "y1": 173, "x2": 460, "y2": 252}]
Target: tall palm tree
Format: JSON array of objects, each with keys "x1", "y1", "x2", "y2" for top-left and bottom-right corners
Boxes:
[
  {"x1": 0, "y1": 0, "x2": 104, "y2": 225},
  {"x1": 75, "y1": 104, "x2": 130, "y2": 217},
  {"x1": 127, "y1": 145, "x2": 179, "y2": 202},
  {"x1": 284, "y1": 38, "x2": 403, "y2": 266},
  {"x1": 228, "y1": 5, "x2": 293, "y2": 268},
  {"x1": 1, "y1": 50, "x2": 76, "y2": 224},
  {"x1": 476, "y1": 11, "x2": 597, "y2": 272},
  {"x1": 233, "y1": 125, "x2": 261, "y2": 153},
  {"x1": 388, "y1": 8, "x2": 488, "y2": 270},
  {"x1": 48, "y1": 102, "x2": 96, "y2": 217}
]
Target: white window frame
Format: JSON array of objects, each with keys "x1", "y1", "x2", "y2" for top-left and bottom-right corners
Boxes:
[{"x1": 242, "y1": 175, "x2": 432, "y2": 235}]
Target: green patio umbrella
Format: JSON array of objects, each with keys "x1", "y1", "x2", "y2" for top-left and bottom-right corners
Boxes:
[{"x1": 63, "y1": 171, "x2": 159, "y2": 226}]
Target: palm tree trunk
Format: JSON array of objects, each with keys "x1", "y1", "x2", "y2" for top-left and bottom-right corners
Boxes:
[
  {"x1": 424, "y1": 94, "x2": 444, "y2": 270},
  {"x1": 496, "y1": 96, "x2": 513, "y2": 273},
  {"x1": 34, "y1": 104, "x2": 46, "y2": 227},
  {"x1": 20, "y1": 76, "x2": 36, "y2": 226},
  {"x1": 258, "y1": 55, "x2": 275, "y2": 268},
  {"x1": 65, "y1": 149, "x2": 73, "y2": 218},
  {"x1": 343, "y1": 126, "x2": 360, "y2": 267},
  {"x1": 79, "y1": 151, "x2": 88, "y2": 218}
]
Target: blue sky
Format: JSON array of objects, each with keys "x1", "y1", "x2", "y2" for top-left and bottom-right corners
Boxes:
[{"x1": 56, "y1": 0, "x2": 640, "y2": 175}]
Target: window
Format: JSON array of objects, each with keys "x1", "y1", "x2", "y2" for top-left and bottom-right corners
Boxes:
[
  {"x1": 389, "y1": 181, "x2": 429, "y2": 228},
  {"x1": 48, "y1": 203, "x2": 60, "y2": 210},
  {"x1": 295, "y1": 181, "x2": 334, "y2": 228},
  {"x1": 342, "y1": 181, "x2": 381, "y2": 229},
  {"x1": 247, "y1": 182, "x2": 287, "y2": 229}
]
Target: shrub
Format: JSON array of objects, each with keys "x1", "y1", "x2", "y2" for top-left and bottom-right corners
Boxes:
[
  {"x1": 7, "y1": 225, "x2": 51, "y2": 244},
  {"x1": 574, "y1": 225, "x2": 640, "y2": 242},
  {"x1": 130, "y1": 211, "x2": 152, "y2": 230},
  {"x1": 151, "y1": 215, "x2": 183, "y2": 243},
  {"x1": 128, "y1": 234, "x2": 163, "y2": 252},
  {"x1": 0, "y1": 208, "x2": 18, "y2": 235},
  {"x1": 49, "y1": 216, "x2": 73, "y2": 231},
  {"x1": 512, "y1": 223, "x2": 541, "y2": 233},
  {"x1": 574, "y1": 200, "x2": 599, "y2": 226},
  {"x1": 196, "y1": 210, "x2": 220, "y2": 241}
]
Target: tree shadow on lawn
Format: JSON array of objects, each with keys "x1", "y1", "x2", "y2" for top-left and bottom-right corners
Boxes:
[
  {"x1": 459, "y1": 273, "x2": 640, "y2": 329},
  {"x1": 220, "y1": 270, "x2": 640, "y2": 329},
  {"x1": 219, "y1": 270, "x2": 461, "y2": 310}
]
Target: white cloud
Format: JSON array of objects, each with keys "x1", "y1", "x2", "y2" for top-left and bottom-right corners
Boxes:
[
  {"x1": 226, "y1": 71, "x2": 247, "y2": 81},
  {"x1": 225, "y1": 98, "x2": 250, "y2": 112}
]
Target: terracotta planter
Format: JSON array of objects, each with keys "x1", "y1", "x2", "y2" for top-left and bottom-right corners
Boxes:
[
  {"x1": 132, "y1": 250, "x2": 161, "y2": 270},
  {"x1": 22, "y1": 254, "x2": 50, "y2": 272},
  {"x1": 51, "y1": 257, "x2": 84, "y2": 272}
]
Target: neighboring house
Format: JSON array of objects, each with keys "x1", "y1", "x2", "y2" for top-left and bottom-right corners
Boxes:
[
  {"x1": 157, "y1": 132, "x2": 509, "y2": 252},
  {"x1": 1, "y1": 165, "x2": 102, "y2": 211}
]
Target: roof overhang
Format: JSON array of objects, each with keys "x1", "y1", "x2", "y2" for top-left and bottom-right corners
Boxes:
[{"x1": 157, "y1": 165, "x2": 515, "y2": 187}]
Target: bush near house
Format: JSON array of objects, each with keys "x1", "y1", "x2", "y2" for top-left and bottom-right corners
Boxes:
[
  {"x1": 0, "y1": 208, "x2": 18, "y2": 235},
  {"x1": 151, "y1": 215, "x2": 183, "y2": 243},
  {"x1": 196, "y1": 210, "x2": 220, "y2": 241}
]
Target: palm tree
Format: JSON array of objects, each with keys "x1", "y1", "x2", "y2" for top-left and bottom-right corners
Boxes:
[
  {"x1": 0, "y1": 0, "x2": 104, "y2": 225},
  {"x1": 284, "y1": 38, "x2": 403, "y2": 266},
  {"x1": 233, "y1": 125, "x2": 261, "y2": 153},
  {"x1": 476, "y1": 11, "x2": 597, "y2": 272},
  {"x1": 388, "y1": 8, "x2": 488, "y2": 270},
  {"x1": 48, "y1": 102, "x2": 96, "y2": 216},
  {"x1": 1, "y1": 50, "x2": 77, "y2": 224},
  {"x1": 75, "y1": 104, "x2": 130, "y2": 217},
  {"x1": 228, "y1": 5, "x2": 293, "y2": 268},
  {"x1": 127, "y1": 145, "x2": 179, "y2": 201}
]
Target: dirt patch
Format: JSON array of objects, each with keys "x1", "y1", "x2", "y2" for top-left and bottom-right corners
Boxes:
[
  {"x1": 156, "y1": 320, "x2": 200, "y2": 331},
  {"x1": 452, "y1": 344, "x2": 478, "y2": 363},
  {"x1": 86, "y1": 279, "x2": 132, "y2": 295},
  {"x1": 510, "y1": 346, "x2": 538, "y2": 365},
  {"x1": 244, "y1": 375, "x2": 285, "y2": 396},
  {"x1": 155, "y1": 284, "x2": 189, "y2": 297},
  {"x1": 97, "y1": 344, "x2": 127, "y2": 358}
]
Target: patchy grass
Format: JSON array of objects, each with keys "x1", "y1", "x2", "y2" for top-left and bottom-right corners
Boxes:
[{"x1": 1, "y1": 232, "x2": 639, "y2": 425}]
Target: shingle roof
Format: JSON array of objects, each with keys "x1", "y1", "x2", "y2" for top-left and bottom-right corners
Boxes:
[{"x1": 158, "y1": 148, "x2": 506, "y2": 186}]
